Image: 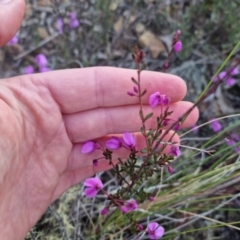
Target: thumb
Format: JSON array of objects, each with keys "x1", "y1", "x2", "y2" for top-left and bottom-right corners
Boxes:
[{"x1": 0, "y1": 0, "x2": 25, "y2": 47}]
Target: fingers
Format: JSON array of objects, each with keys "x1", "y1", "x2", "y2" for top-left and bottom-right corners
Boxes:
[
  {"x1": 63, "y1": 101, "x2": 199, "y2": 143},
  {"x1": 0, "y1": 0, "x2": 25, "y2": 47},
  {"x1": 52, "y1": 131, "x2": 180, "y2": 201},
  {"x1": 43, "y1": 67, "x2": 187, "y2": 113},
  {"x1": 68, "y1": 131, "x2": 180, "y2": 170}
]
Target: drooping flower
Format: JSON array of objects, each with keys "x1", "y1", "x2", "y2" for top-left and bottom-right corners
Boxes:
[
  {"x1": 8, "y1": 35, "x2": 18, "y2": 45},
  {"x1": 210, "y1": 118, "x2": 222, "y2": 132},
  {"x1": 122, "y1": 132, "x2": 136, "y2": 150},
  {"x1": 174, "y1": 40, "x2": 182, "y2": 52},
  {"x1": 106, "y1": 137, "x2": 122, "y2": 150},
  {"x1": 35, "y1": 54, "x2": 48, "y2": 67},
  {"x1": 169, "y1": 145, "x2": 181, "y2": 157},
  {"x1": 120, "y1": 199, "x2": 138, "y2": 213},
  {"x1": 81, "y1": 141, "x2": 96, "y2": 154},
  {"x1": 24, "y1": 65, "x2": 34, "y2": 74},
  {"x1": 100, "y1": 207, "x2": 108, "y2": 215},
  {"x1": 147, "y1": 222, "x2": 165, "y2": 240},
  {"x1": 84, "y1": 177, "x2": 103, "y2": 198}
]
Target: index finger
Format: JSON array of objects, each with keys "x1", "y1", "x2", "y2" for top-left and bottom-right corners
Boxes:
[{"x1": 43, "y1": 67, "x2": 187, "y2": 113}]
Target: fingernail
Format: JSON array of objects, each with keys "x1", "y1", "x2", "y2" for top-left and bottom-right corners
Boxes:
[{"x1": 0, "y1": 0, "x2": 13, "y2": 4}]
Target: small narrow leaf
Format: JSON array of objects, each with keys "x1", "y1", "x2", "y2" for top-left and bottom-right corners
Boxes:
[
  {"x1": 131, "y1": 77, "x2": 139, "y2": 85},
  {"x1": 144, "y1": 112, "x2": 153, "y2": 122},
  {"x1": 141, "y1": 89, "x2": 147, "y2": 97}
]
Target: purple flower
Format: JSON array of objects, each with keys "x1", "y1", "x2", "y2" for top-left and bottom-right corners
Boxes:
[
  {"x1": 24, "y1": 65, "x2": 34, "y2": 74},
  {"x1": 169, "y1": 145, "x2": 181, "y2": 157},
  {"x1": 122, "y1": 132, "x2": 136, "y2": 149},
  {"x1": 226, "y1": 77, "x2": 236, "y2": 86},
  {"x1": 210, "y1": 118, "x2": 222, "y2": 132},
  {"x1": 147, "y1": 222, "x2": 165, "y2": 239},
  {"x1": 149, "y1": 92, "x2": 161, "y2": 107},
  {"x1": 101, "y1": 207, "x2": 108, "y2": 215},
  {"x1": 173, "y1": 122, "x2": 181, "y2": 131},
  {"x1": 69, "y1": 12, "x2": 77, "y2": 20},
  {"x1": 39, "y1": 66, "x2": 51, "y2": 72},
  {"x1": 57, "y1": 18, "x2": 64, "y2": 34},
  {"x1": 230, "y1": 67, "x2": 239, "y2": 75},
  {"x1": 35, "y1": 54, "x2": 48, "y2": 67},
  {"x1": 167, "y1": 165, "x2": 174, "y2": 174},
  {"x1": 120, "y1": 199, "x2": 138, "y2": 213},
  {"x1": 81, "y1": 141, "x2": 96, "y2": 154},
  {"x1": 138, "y1": 224, "x2": 144, "y2": 231},
  {"x1": 84, "y1": 177, "x2": 103, "y2": 198},
  {"x1": 149, "y1": 92, "x2": 170, "y2": 107},
  {"x1": 149, "y1": 196, "x2": 155, "y2": 202},
  {"x1": 174, "y1": 41, "x2": 182, "y2": 52},
  {"x1": 8, "y1": 35, "x2": 18, "y2": 45},
  {"x1": 106, "y1": 137, "x2": 122, "y2": 150},
  {"x1": 70, "y1": 19, "x2": 80, "y2": 29}
]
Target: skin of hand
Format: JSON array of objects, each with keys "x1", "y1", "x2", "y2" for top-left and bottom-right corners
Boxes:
[{"x1": 0, "y1": 1, "x2": 199, "y2": 239}]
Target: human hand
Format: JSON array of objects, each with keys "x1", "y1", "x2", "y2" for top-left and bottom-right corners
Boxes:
[{"x1": 0, "y1": 1, "x2": 198, "y2": 239}]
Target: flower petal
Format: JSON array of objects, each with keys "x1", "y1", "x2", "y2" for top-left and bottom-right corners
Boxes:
[{"x1": 84, "y1": 187, "x2": 98, "y2": 198}]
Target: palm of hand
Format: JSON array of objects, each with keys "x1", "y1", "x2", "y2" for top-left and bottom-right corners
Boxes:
[{"x1": 0, "y1": 76, "x2": 73, "y2": 234}]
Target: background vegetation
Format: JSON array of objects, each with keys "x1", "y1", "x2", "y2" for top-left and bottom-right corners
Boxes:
[{"x1": 1, "y1": 0, "x2": 240, "y2": 239}]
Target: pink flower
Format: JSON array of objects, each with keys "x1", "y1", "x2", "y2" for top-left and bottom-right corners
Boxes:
[
  {"x1": 81, "y1": 141, "x2": 96, "y2": 154},
  {"x1": 120, "y1": 199, "x2": 138, "y2": 213},
  {"x1": 169, "y1": 145, "x2": 181, "y2": 157},
  {"x1": 149, "y1": 92, "x2": 170, "y2": 107},
  {"x1": 106, "y1": 137, "x2": 122, "y2": 150},
  {"x1": 149, "y1": 92, "x2": 161, "y2": 107},
  {"x1": 147, "y1": 222, "x2": 164, "y2": 239},
  {"x1": 122, "y1": 132, "x2": 136, "y2": 150},
  {"x1": 84, "y1": 177, "x2": 103, "y2": 198},
  {"x1": 8, "y1": 35, "x2": 18, "y2": 45},
  {"x1": 174, "y1": 41, "x2": 182, "y2": 52},
  {"x1": 210, "y1": 118, "x2": 222, "y2": 132},
  {"x1": 24, "y1": 65, "x2": 34, "y2": 74},
  {"x1": 35, "y1": 54, "x2": 48, "y2": 67},
  {"x1": 100, "y1": 207, "x2": 108, "y2": 215}
]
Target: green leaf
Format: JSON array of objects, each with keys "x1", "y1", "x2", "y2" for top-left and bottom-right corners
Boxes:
[
  {"x1": 139, "y1": 109, "x2": 144, "y2": 119},
  {"x1": 144, "y1": 112, "x2": 153, "y2": 122}
]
